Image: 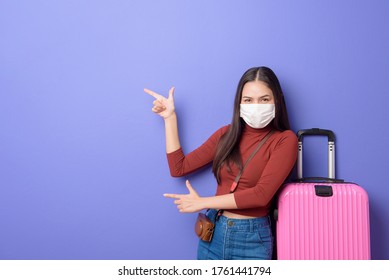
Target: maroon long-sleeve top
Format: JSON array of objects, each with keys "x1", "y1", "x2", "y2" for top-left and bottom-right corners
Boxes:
[{"x1": 167, "y1": 124, "x2": 298, "y2": 217}]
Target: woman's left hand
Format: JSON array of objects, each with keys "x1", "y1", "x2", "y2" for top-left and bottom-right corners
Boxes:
[{"x1": 164, "y1": 180, "x2": 205, "y2": 213}]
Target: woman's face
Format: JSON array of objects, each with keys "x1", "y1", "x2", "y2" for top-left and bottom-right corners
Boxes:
[{"x1": 240, "y1": 81, "x2": 274, "y2": 104}]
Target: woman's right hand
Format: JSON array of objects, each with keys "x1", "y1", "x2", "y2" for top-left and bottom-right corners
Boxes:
[{"x1": 144, "y1": 87, "x2": 175, "y2": 119}]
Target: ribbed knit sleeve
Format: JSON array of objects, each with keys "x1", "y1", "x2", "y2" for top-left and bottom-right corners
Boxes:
[
  {"x1": 233, "y1": 130, "x2": 298, "y2": 208},
  {"x1": 166, "y1": 125, "x2": 229, "y2": 177}
]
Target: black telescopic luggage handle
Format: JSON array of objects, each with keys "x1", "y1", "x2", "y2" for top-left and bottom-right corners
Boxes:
[
  {"x1": 297, "y1": 128, "x2": 335, "y2": 142},
  {"x1": 297, "y1": 128, "x2": 343, "y2": 182}
]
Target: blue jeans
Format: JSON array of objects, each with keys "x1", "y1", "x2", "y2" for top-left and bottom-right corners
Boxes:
[{"x1": 197, "y1": 209, "x2": 273, "y2": 260}]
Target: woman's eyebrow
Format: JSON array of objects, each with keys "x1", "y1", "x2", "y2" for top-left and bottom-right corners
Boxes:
[{"x1": 242, "y1": 94, "x2": 271, "y2": 99}]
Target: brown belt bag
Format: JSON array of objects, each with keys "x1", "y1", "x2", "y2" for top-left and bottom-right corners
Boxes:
[
  {"x1": 195, "y1": 212, "x2": 215, "y2": 242},
  {"x1": 194, "y1": 130, "x2": 274, "y2": 242}
]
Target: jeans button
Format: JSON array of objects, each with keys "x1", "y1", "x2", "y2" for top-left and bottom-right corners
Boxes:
[{"x1": 228, "y1": 220, "x2": 234, "y2": 227}]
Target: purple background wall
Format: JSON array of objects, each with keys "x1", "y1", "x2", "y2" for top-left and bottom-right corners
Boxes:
[{"x1": 1, "y1": 0, "x2": 388, "y2": 260}]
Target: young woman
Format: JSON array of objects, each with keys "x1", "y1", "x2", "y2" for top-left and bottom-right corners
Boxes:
[{"x1": 145, "y1": 66, "x2": 297, "y2": 260}]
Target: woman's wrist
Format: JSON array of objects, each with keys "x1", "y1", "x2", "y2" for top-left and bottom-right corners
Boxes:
[
  {"x1": 163, "y1": 111, "x2": 177, "y2": 121},
  {"x1": 198, "y1": 197, "x2": 209, "y2": 211}
]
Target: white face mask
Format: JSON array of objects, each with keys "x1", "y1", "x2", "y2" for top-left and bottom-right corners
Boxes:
[{"x1": 240, "y1": 104, "x2": 275, "y2": 129}]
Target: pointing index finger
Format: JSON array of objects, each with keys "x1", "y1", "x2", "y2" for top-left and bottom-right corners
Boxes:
[
  {"x1": 163, "y1": 193, "x2": 180, "y2": 199},
  {"x1": 144, "y1": 88, "x2": 163, "y2": 100}
]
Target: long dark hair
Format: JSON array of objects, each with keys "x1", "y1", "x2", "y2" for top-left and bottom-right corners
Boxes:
[{"x1": 212, "y1": 66, "x2": 291, "y2": 183}]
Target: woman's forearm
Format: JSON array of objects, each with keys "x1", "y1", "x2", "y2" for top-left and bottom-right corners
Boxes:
[
  {"x1": 201, "y1": 193, "x2": 238, "y2": 210},
  {"x1": 164, "y1": 180, "x2": 238, "y2": 213},
  {"x1": 164, "y1": 113, "x2": 181, "y2": 153}
]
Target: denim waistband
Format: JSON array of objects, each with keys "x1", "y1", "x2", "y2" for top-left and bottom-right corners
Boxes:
[{"x1": 206, "y1": 209, "x2": 270, "y2": 231}]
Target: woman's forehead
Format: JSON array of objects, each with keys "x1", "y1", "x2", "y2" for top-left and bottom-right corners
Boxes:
[{"x1": 242, "y1": 81, "x2": 273, "y2": 97}]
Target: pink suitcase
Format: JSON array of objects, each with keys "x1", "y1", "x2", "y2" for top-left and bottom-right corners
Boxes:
[{"x1": 275, "y1": 128, "x2": 371, "y2": 260}]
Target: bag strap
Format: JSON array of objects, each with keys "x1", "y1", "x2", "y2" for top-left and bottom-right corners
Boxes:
[{"x1": 229, "y1": 129, "x2": 275, "y2": 193}]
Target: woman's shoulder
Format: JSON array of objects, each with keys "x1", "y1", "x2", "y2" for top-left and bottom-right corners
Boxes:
[
  {"x1": 211, "y1": 124, "x2": 231, "y2": 135},
  {"x1": 272, "y1": 129, "x2": 298, "y2": 145},
  {"x1": 220, "y1": 124, "x2": 231, "y2": 133},
  {"x1": 276, "y1": 129, "x2": 297, "y2": 138},
  {"x1": 204, "y1": 124, "x2": 231, "y2": 143}
]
